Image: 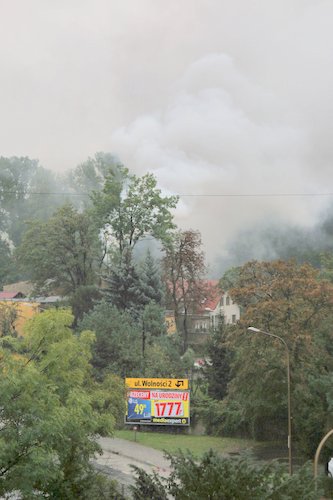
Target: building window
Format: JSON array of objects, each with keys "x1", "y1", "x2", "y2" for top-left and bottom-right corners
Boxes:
[
  {"x1": 232, "y1": 314, "x2": 236, "y2": 323},
  {"x1": 226, "y1": 296, "x2": 230, "y2": 306}
]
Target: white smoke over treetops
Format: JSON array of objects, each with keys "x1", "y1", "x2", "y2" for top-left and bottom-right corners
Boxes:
[
  {"x1": 1, "y1": 1, "x2": 333, "y2": 270},
  {"x1": 110, "y1": 52, "x2": 326, "y2": 265}
]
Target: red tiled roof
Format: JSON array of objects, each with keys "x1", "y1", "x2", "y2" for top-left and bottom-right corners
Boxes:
[
  {"x1": 0, "y1": 291, "x2": 25, "y2": 300},
  {"x1": 166, "y1": 279, "x2": 223, "y2": 313},
  {"x1": 199, "y1": 280, "x2": 221, "y2": 312}
]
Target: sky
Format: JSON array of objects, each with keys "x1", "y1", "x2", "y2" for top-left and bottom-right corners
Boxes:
[{"x1": 1, "y1": 1, "x2": 333, "y2": 271}]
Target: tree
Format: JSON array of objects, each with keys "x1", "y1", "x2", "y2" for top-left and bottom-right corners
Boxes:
[
  {"x1": 141, "y1": 301, "x2": 183, "y2": 373},
  {"x1": 103, "y1": 248, "x2": 146, "y2": 317},
  {"x1": 0, "y1": 309, "x2": 123, "y2": 498},
  {"x1": 162, "y1": 229, "x2": 207, "y2": 353},
  {"x1": 17, "y1": 203, "x2": 101, "y2": 295},
  {"x1": 92, "y1": 170, "x2": 178, "y2": 258},
  {"x1": 0, "y1": 156, "x2": 67, "y2": 246},
  {"x1": 205, "y1": 323, "x2": 234, "y2": 400},
  {"x1": 103, "y1": 249, "x2": 165, "y2": 321},
  {"x1": 0, "y1": 302, "x2": 18, "y2": 337},
  {"x1": 222, "y1": 260, "x2": 333, "y2": 448},
  {"x1": 79, "y1": 300, "x2": 184, "y2": 380},
  {"x1": 0, "y1": 238, "x2": 16, "y2": 288},
  {"x1": 142, "y1": 301, "x2": 167, "y2": 340},
  {"x1": 67, "y1": 152, "x2": 121, "y2": 208},
  {"x1": 138, "y1": 250, "x2": 164, "y2": 306},
  {"x1": 143, "y1": 339, "x2": 184, "y2": 378},
  {"x1": 69, "y1": 285, "x2": 102, "y2": 327},
  {"x1": 131, "y1": 450, "x2": 321, "y2": 499},
  {"x1": 78, "y1": 301, "x2": 142, "y2": 378}
]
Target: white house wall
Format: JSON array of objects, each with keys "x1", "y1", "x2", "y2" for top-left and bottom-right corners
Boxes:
[{"x1": 211, "y1": 292, "x2": 240, "y2": 326}]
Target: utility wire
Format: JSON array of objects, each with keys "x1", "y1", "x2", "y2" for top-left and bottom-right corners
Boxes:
[{"x1": 1, "y1": 190, "x2": 333, "y2": 198}]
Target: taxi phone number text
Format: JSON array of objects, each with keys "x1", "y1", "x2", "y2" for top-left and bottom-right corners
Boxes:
[{"x1": 154, "y1": 401, "x2": 184, "y2": 417}]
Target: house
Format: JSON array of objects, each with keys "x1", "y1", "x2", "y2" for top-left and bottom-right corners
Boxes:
[
  {"x1": 200, "y1": 280, "x2": 240, "y2": 328},
  {"x1": 0, "y1": 291, "x2": 26, "y2": 300},
  {"x1": 187, "y1": 281, "x2": 240, "y2": 346},
  {"x1": 166, "y1": 279, "x2": 240, "y2": 347},
  {"x1": 3, "y1": 281, "x2": 34, "y2": 296},
  {"x1": 0, "y1": 283, "x2": 63, "y2": 336}
]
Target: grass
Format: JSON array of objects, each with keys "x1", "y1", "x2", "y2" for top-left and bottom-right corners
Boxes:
[{"x1": 115, "y1": 428, "x2": 257, "y2": 457}]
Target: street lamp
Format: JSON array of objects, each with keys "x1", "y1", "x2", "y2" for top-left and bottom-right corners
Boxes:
[{"x1": 247, "y1": 326, "x2": 292, "y2": 475}]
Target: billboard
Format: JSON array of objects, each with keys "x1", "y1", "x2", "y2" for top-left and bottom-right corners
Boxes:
[
  {"x1": 125, "y1": 377, "x2": 188, "y2": 390},
  {"x1": 125, "y1": 378, "x2": 190, "y2": 426},
  {"x1": 165, "y1": 312, "x2": 177, "y2": 334}
]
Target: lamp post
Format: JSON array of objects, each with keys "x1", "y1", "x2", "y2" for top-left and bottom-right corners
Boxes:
[{"x1": 247, "y1": 326, "x2": 292, "y2": 475}]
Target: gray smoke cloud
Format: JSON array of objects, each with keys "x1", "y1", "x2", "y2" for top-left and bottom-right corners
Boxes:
[{"x1": 1, "y1": 1, "x2": 333, "y2": 271}]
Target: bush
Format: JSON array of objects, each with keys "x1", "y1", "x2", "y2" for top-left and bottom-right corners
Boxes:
[{"x1": 131, "y1": 450, "x2": 322, "y2": 499}]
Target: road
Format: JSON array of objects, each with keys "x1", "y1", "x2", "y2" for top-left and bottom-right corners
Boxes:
[{"x1": 93, "y1": 436, "x2": 172, "y2": 495}]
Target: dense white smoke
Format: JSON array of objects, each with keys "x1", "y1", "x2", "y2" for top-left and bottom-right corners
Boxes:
[
  {"x1": 1, "y1": 1, "x2": 333, "y2": 269},
  {"x1": 110, "y1": 53, "x2": 329, "y2": 267}
]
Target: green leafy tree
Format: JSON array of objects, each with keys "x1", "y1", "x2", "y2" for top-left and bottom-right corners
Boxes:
[
  {"x1": 144, "y1": 339, "x2": 184, "y2": 378},
  {"x1": 0, "y1": 309, "x2": 123, "y2": 498},
  {"x1": 17, "y1": 203, "x2": 101, "y2": 295},
  {"x1": 67, "y1": 152, "x2": 121, "y2": 208},
  {"x1": 92, "y1": 169, "x2": 178, "y2": 257},
  {"x1": 0, "y1": 156, "x2": 67, "y2": 246},
  {"x1": 131, "y1": 450, "x2": 321, "y2": 499}
]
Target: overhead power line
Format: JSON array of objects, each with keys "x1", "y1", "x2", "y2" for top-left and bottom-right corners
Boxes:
[
  {"x1": 1, "y1": 190, "x2": 333, "y2": 198},
  {"x1": 0, "y1": 190, "x2": 333, "y2": 198},
  {"x1": 178, "y1": 193, "x2": 333, "y2": 198}
]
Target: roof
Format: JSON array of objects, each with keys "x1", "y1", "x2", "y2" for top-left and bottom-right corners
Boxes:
[
  {"x1": 3, "y1": 281, "x2": 34, "y2": 295},
  {"x1": 199, "y1": 280, "x2": 221, "y2": 312},
  {"x1": 166, "y1": 278, "x2": 225, "y2": 313},
  {"x1": 0, "y1": 291, "x2": 26, "y2": 300},
  {"x1": 33, "y1": 296, "x2": 63, "y2": 304}
]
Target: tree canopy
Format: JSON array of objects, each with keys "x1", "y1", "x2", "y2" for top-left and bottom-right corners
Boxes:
[
  {"x1": 162, "y1": 229, "x2": 207, "y2": 352},
  {"x1": 0, "y1": 156, "x2": 67, "y2": 246},
  {"x1": 17, "y1": 203, "x2": 101, "y2": 295},
  {"x1": 220, "y1": 259, "x2": 333, "y2": 454},
  {"x1": 0, "y1": 309, "x2": 123, "y2": 498},
  {"x1": 92, "y1": 169, "x2": 178, "y2": 257}
]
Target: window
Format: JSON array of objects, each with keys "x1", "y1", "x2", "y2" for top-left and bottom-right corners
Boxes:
[
  {"x1": 226, "y1": 296, "x2": 230, "y2": 306},
  {"x1": 232, "y1": 314, "x2": 236, "y2": 324}
]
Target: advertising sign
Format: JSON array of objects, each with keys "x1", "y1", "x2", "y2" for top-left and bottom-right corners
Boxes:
[
  {"x1": 165, "y1": 312, "x2": 177, "y2": 334},
  {"x1": 125, "y1": 388, "x2": 190, "y2": 426},
  {"x1": 125, "y1": 377, "x2": 189, "y2": 390}
]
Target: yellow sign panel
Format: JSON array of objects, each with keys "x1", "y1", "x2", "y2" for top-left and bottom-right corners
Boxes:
[
  {"x1": 125, "y1": 377, "x2": 189, "y2": 390},
  {"x1": 165, "y1": 313, "x2": 177, "y2": 334}
]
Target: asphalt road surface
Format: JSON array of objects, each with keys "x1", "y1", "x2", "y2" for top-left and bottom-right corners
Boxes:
[{"x1": 93, "y1": 436, "x2": 172, "y2": 495}]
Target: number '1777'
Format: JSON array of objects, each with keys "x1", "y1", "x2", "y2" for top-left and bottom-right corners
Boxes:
[{"x1": 154, "y1": 401, "x2": 183, "y2": 417}]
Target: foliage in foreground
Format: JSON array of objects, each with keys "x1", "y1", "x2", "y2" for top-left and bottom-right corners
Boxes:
[
  {"x1": 131, "y1": 450, "x2": 322, "y2": 500},
  {"x1": 0, "y1": 309, "x2": 124, "y2": 498}
]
